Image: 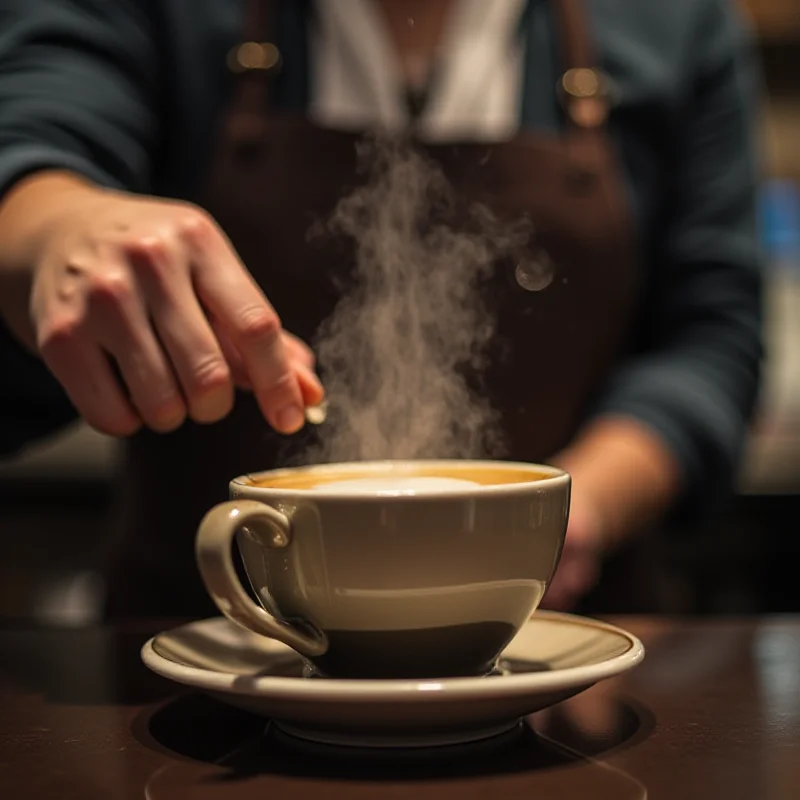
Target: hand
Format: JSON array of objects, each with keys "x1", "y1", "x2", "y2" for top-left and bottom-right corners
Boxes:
[
  {"x1": 16, "y1": 176, "x2": 323, "y2": 437},
  {"x1": 541, "y1": 489, "x2": 605, "y2": 612},
  {"x1": 540, "y1": 417, "x2": 680, "y2": 611}
]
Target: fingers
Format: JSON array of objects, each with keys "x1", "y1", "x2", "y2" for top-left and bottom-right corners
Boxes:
[
  {"x1": 188, "y1": 224, "x2": 305, "y2": 433},
  {"x1": 128, "y1": 238, "x2": 235, "y2": 423},
  {"x1": 282, "y1": 330, "x2": 317, "y2": 370},
  {"x1": 84, "y1": 264, "x2": 187, "y2": 432},
  {"x1": 38, "y1": 321, "x2": 142, "y2": 437},
  {"x1": 210, "y1": 317, "x2": 252, "y2": 391},
  {"x1": 283, "y1": 333, "x2": 325, "y2": 405},
  {"x1": 212, "y1": 319, "x2": 324, "y2": 405},
  {"x1": 294, "y1": 361, "x2": 325, "y2": 406}
]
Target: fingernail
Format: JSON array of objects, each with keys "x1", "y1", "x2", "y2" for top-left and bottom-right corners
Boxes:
[{"x1": 276, "y1": 405, "x2": 304, "y2": 433}]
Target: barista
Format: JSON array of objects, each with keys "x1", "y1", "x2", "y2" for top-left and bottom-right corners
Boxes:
[{"x1": 0, "y1": 0, "x2": 763, "y2": 616}]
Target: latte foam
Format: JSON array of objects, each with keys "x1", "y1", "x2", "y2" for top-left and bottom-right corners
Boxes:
[{"x1": 310, "y1": 476, "x2": 481, "y2": 496}]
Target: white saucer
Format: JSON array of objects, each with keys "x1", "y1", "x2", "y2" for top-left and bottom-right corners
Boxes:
[{"x1": 141, "y1": 611, "x2": 644, "y2": 749}]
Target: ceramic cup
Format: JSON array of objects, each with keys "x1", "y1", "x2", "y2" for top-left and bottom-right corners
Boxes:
[{"x1": 195, "y1": 459, "x2": 570, "y2": 679}]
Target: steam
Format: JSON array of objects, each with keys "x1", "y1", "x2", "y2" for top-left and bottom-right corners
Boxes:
[{"x1": 304, "y1": 134, "x2": 532, "y2": 464}]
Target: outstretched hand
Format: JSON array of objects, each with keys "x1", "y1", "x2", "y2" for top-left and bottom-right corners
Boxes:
[{"x1": 4, "y1": 173, "x2": 324, "y2": 438}]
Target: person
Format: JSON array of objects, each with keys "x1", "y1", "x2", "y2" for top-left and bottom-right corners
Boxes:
[{"x1": 0, "y1": 0, "x2": 763, "y2": 618}]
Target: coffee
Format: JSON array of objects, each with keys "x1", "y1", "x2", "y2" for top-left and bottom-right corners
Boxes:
[
  {"x1": 312, "y1": 476, "x2": 480, "y2": 494},
  {"x1": 242, "y1": 461, "x2": 550, "y2": 491}
]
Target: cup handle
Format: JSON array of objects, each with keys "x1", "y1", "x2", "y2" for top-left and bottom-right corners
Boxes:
[{"x1": 195, "y1": 499, "x2": 328, "y2": 657}]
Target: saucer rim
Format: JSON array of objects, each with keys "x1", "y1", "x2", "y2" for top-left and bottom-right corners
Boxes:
[{"x1": 141, "y1": 610, "x2": 645, "y2": 701}]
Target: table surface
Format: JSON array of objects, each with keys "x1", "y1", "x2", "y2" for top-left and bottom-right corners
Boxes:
[{"x1": 1, "y1": 616, "x2": 799, "y2": 800}]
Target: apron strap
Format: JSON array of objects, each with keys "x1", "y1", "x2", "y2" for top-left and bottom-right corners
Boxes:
[
  {"x1": 554, "y1": 0, "x2": 612, "y2": 129},
  {"x1": 226, "y1": 0, "x2": 280, "y2": 126},
  {"x1": 554, "y1": 0, "x2": 594, "y2": 69},
  {"x1": 551, "y1": 0, "x2": 613, "y2": 179}
]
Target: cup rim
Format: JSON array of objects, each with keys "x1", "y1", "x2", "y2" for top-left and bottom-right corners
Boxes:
[{"x1": 230, "y1": 459, "x2": 570, "y2": 501}]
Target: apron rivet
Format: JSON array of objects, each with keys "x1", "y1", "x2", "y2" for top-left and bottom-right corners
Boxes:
[
  {"x1": 228, "y1": 41, "x2": 282, "y2": 73},
  {"x1": 561, "y1": 68, "x2": 603, "y2": 100},
  {"x1": 558, "y1": 68, "x2": 612, "y2": 129}
]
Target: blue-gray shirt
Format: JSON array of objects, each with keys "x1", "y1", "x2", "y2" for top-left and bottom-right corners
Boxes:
[{"x1": 0, "y1": 0, "x2": 764, "y2": 520}]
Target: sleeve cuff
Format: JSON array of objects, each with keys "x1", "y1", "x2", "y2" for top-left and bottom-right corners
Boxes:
[
  {"x1": 0, "y1": 142, "x2": 123, "y2": 201},
  {"x1": 593, "y1": 362, "x2": 748, "y2": 522}
]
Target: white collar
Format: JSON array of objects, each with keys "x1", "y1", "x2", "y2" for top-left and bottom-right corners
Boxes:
[{"x1": 309, "y1": 0, "x2": 527, "y2": 142}]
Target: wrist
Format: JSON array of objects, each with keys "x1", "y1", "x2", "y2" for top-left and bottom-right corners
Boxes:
[{"x1": 6, "y1": 170, "x2": 102, "y2": 249}]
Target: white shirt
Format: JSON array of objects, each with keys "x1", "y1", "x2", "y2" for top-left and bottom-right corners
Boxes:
[{"x1": 308, "y1": 0, "x2": 527, "y2": 142}]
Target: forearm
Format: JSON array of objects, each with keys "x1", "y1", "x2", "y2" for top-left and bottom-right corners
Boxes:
[
  {"x1": 0, "y1": 170, "x2": 100, "y2": 349},
  {"x1": 552, "y1": 415, "x2": 682, "y2": 552}
]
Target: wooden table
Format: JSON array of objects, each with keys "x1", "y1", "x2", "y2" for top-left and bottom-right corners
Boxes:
[{"x1": 1, "y1": 616, "x2": 799, "y2": 799}]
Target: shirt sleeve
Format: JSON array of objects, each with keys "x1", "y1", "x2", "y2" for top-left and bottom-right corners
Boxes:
[
  {"x1": 0, "y1": 0, "x2": 159, "y2": 456},
  {"x1": 592, "y1": 0, "x2": 765, "y2": 521}
]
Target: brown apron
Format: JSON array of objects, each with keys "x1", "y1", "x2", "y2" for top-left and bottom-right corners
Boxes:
[{"x1": 103, "y1": 0, "x2": 637, "y2": 620}]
